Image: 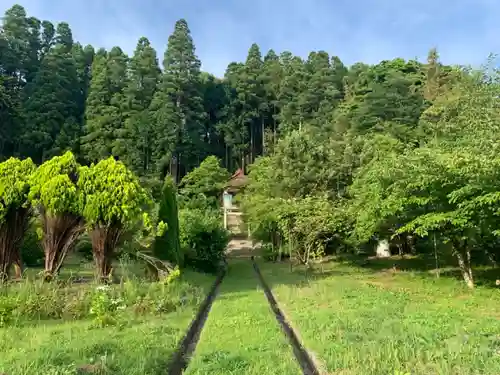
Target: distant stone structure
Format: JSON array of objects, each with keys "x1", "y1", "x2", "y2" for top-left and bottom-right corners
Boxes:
[{"x1": 222, "y1": 168, "x2": 248, "y2": 235}]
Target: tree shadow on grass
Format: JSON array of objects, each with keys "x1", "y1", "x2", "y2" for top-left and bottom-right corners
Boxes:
[
  {"x1": 333, "y1": 253, "x2": 500, "y2": 289},
  {"x1": 438, "y1": 267, "x2": 500, "y2": 287},
  {"x1": 214, "y1": 257, "x2": 336, "y2": 302}
]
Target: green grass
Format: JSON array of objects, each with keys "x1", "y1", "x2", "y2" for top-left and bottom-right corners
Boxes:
[
  {"x1": 0, "y1": 311, "x2": 195, "y2": 374},
  {"x1": 184, "y1": 260, "x2": 301, "y2": 375},
  {"x1": 259, "y1": 257, "x2": 500, "y2": 375},
  {"x1": 0, "y1": 259, "x2": 216, "y2": 375},
  {"x1": 2, "y1": 255, "x2": 500, "y2": 374}
]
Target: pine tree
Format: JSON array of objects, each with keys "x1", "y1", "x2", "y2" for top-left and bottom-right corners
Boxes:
[
  {"x1": 0, "y1": 76, "x2": 20, "y2": 159},
  {"x1": 1, "y1": 5, "x2": 30, "y2": 86},
  {"x1": 261, "y1": 49, "x2": 283, "y2": 152},
  {"x1": 200, "y1": 72, "x2": 228, "y2": 164},
  {"x1": 115, "y1": 37, "x2": 160, "y2": 175},
  {"x1": 72, "y1": 43, "x2": 95, "y2": 128},
  {"x1": 81, "y1": 47, "x2": 129, "y2": 162},
  {"x1": 240, "y1": 43, "x2": 266, "y2": 162},
  {"x1": 278, "y1": 53, "x2": 308, "y2": 133},
  {"x1": 218, "y1": 62, "x2": 248, "y2": 170},
  {"x1": 149, "y1": 19, "x2": 205, "y2": 181},
  {"x1": 22, "y1": 22, "x2": 80, "y2": 163}
]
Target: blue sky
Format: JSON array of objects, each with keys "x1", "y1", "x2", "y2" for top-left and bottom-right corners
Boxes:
[{"x1": 1, "y1": 0, "x2": 499, "y2": 76}]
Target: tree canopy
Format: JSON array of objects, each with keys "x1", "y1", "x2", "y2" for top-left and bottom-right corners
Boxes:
[{"x1": 2, "y1": 3, "x2": 500, "y2": 287}]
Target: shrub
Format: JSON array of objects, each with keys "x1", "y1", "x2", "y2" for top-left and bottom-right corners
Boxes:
[
  {"x1": 20, "y1": 223, "x2": 44, "y2": 267},
  {"x1": 0, "y1": 275, "x2": 205, "y2": 326},
  {"x1": 179, "y1": 208, "x2": 229, "y2": 273},
  {"x1": 153, "y1": 175, "x2": 183, "y2": 266},
  {"x1": 74, "y1": 233, "x2": 94, "y2": 261},
  {"x1": 178, "y1": 156, "x2": 230, "y2": 210},
  {"x1": 89, "y1": 284, "x2": 125, "y2": 327}
]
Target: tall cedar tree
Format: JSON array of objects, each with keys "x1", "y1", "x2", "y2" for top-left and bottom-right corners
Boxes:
[
  {"x1": 81, "y1": 47, "x2": 129, "y2": 162},
  {"x1": 149, "y1": 19, "x2": 206, "y2": 182},
  {"x1": 22, "y1": 22, "x2": 80, "y2": 163},
  {"x1": 115, "y1": 37, "x2": 160, "y2": 176}
]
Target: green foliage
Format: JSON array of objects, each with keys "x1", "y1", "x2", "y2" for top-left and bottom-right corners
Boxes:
[
  {"x1": 179, "y1": 155, "x2": 230, "y2": 210},
  {"x1": 0, "y1": 158, "x2": 35, "y2": 223},
  {"x1": 2, "y1": 4, "x2": 500, "y2": 290},
  {"x1": 89, "y1": 284, "x2": 125, "y2": 327},
  {"x1": 153, "y1": 175, "x2": 182, "y2": 266},
  {"x1": 114, "y1": 37, "x2": 160, "y2": 175},
  {"x1": 74, "y1": 233, "x2": 94, "y2": 261},
  {"x1": 28, "y1": 151, "x2": 81, "y2": 216},
  {"x1": 0, "y1": 272, "x2": 207, "y2": 327},
  {"x1": 162, "y1": 265, "x2": 181, "y2": 285},
  {"x1": 0, "y1": 157, "x2": 35, "y2": 221},
  {"x1": 21, "y1": 27, "x2": 80, "y2": 163},
  {"x1": 78, "y1": 157, "x2": 155, "y2": 280},
  {"x1": 81, "y1": 46, "x2": 129, "y2": 163},
  {"x1": 242, "y1": 126, "x2": 356, "y2": 264},
  {"x1": 179, "y1": 208, "x2": 229, "y2": 273},
  {"x1": 0, "y1": 296, "x2": 17, "y2": 327},
  {"x1": 20, "y1": 222, "x2": 44, "y2": 267},
  {"x1": 0, "y1": 157, "x2": 35, "y2": 280},
  {"x1": 78, "y1": 157, "x2": 152, "y2": 228}
]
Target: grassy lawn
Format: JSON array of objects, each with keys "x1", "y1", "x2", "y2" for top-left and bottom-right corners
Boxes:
[
  {"x1": 0, "y1": 262, "x2": 216, "y2": 375},
  {"x1": 259, "y1": 257, "x2": 500, "y2": 375},
  {"x1": 2, "y1": 255, "x2": 500, "y2": 374},
  {"x1": 184, "y1": 260, "x2": 301, "y2": 375},
  {"x1": 0, "y1": 311, "x2": 196, "y2": 375}
]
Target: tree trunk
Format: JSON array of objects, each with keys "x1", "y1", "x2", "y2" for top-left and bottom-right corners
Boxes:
[
  {"x1": 90, "y1": 225, "x2": 123, "y2": 282},
  {"x1": 453, "y1": 241, "x2": 474, "y2": 289},
  {"x1": 273, "y1": 105, "x2": 277, "y2": 150},
  {"x1": 11, "y1": 250, "x2": 23, "y2": 279},
  {"x1": 41, "y1": 209, "x2": 84, "y2": 281},
  {"x1": 0, "y1": 207, "x2": 30, "y2": 282},
  {"x1": 250, "y1": 122, "x2": 254, "y2": 163},
  {"x1": 485, "y1": 249, "x2": 498, "y2": 268},
  {"x1": 261, "y1": 116, "x2": 265, "y2": 155},
  {"x1": 0, "y1": 221, "x2": 15, "y2": 282}
]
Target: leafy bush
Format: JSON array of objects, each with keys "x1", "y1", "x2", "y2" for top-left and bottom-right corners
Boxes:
[
  {"x1": 178, "y1": 156, "x2": 230, "y2": 210},
  {"x1": 19, "y1": 223, "x2": 44, "y2": 267},
  {"x1": 0, "y1": 275, "x2": 205, "y2": 326},
  {"x1": 89, "y1": 284, "x2": 125, "y2": 327},
  {"x1": 74, "y1": 233, "x2": 94, "y2": 261},
  {"x1": 179, "y1": 208, "x2": 229, "y2": 273},
  {"x1": 0, "y1": 296, "x2": 17, "y2": 326}
]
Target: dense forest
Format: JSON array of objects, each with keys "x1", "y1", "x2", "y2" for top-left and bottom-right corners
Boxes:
[
  {"x1": 0, "y1": 4, "x2": 429, "y2": 177},
  {"x1": 1, "y1": 4, "x2": 500, "y2": 288}
]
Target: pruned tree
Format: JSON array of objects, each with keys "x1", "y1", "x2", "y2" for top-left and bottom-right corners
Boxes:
[
  {"x1": 29, "y1": 151, "x2": 84, "y2": 281},
  {"x1": 78, "y1": 157, "x2": 153, "y2": 281},
  {"x1": 153, "y1": 175, "x2": 183, "y2": 267},
  {"x1": 0, "y1": 157, "x2": 35, "y2": 281}
]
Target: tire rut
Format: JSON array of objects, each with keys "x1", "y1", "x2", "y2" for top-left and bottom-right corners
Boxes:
[
  {"x1": 166, "y1": 265, "x2": 227, "y2": 375},
  {"x1": 251, "y1": 256, "x2": 322, "y2": 375}
]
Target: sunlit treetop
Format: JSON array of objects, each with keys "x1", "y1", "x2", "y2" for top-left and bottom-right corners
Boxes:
[
  {"x1": 78, "y1": 156, "x2": 153, "y2": 228},
  {"x1": 28, "y1": 151, "x2": 82, "y2": 216},
  {"x1": 0, "y1": 157, "x2": 36, "y2": 222}
]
